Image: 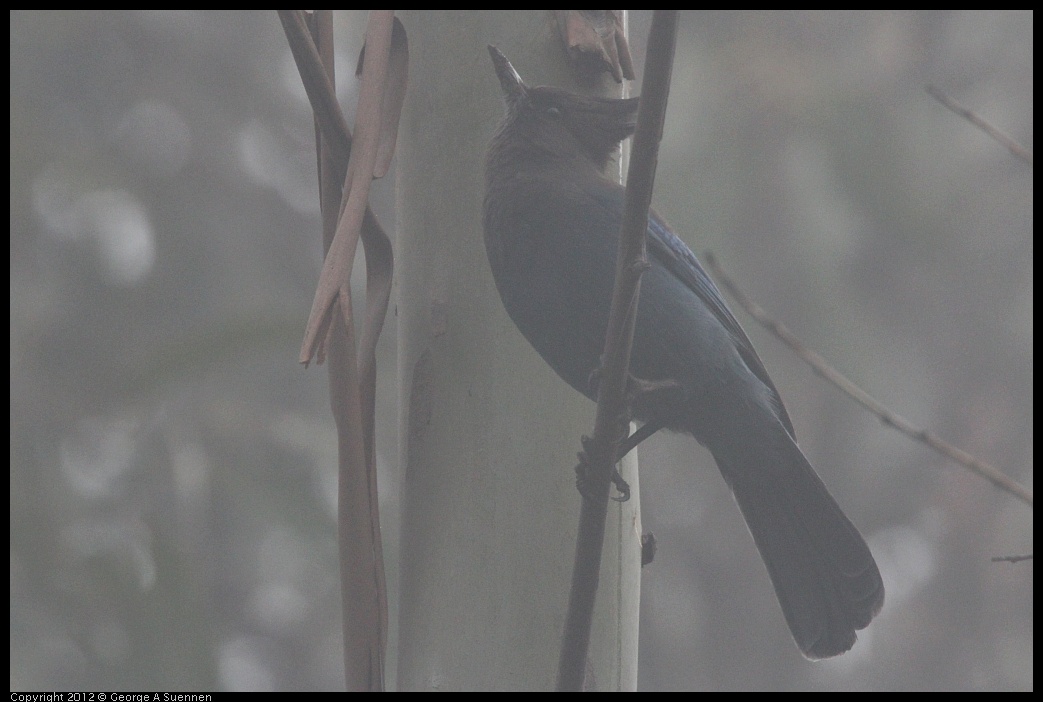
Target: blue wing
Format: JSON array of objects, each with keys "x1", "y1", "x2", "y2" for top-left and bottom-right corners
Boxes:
[{"x1": 645, "y1": 212, "x2": 795, "y2": 437}]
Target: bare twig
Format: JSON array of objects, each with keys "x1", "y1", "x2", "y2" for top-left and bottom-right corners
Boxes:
[
  {"x1": 991, "y1": 554, "x2": 1032, "y2": 564},
  {"x1": 926, "y1": 85, "x2": 1033, "y2": 165},
  {"x1": 705, "y1": 253, "x2": 1032, "y2": 508},
  {"x1": 278, "y1": 11, "x2": 353, "y2": 178},
  {"x1": 557, "y1": 10, "x2": 678, "y2": 692}
]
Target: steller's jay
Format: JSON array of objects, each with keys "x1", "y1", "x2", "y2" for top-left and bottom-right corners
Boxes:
[{"x1": 482, "y1": 47, "x2": 883, "y2": 659}]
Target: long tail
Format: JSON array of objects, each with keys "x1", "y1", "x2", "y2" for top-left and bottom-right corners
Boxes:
[{"x1": 712, "y1": 430, "x2": 884, "y2": 659}]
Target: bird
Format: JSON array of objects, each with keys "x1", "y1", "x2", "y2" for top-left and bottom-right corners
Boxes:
[{"x1": 482, "y1": 46, "x2": 884, "y2": 659}]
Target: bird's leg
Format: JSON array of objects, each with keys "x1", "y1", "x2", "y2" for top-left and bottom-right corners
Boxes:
[
  {"x1": 577, "y1": 369, "x2": 635, "y2": 501},
  {"x1": 616, "y1": 374, "x2": 684, "y2": 459},
  {"x1": 581, "y1": 369, "x2": 685, "y2": 501},
  {"x1": 615, "y1": 419, "x2": 663, "y2": 459}
]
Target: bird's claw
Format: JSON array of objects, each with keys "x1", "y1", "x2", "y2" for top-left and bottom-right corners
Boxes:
[
  {"x1": 575, "y1": 436, "x2": 631, "y2": 502},
  {"x1": 610, "y1": 468, "x2": 631, "y2": 502}
]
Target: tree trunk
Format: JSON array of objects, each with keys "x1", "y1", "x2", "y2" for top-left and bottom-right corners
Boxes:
[{"x1": 395, "y1": 10, "x2": 641, "y2": 691}]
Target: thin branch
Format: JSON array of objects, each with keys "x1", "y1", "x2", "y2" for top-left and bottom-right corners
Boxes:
[
  {"x1": 278, "y1": 11, "x2": 353, "y2": 177},
  {"x1": 991, "y1": 554, "x2": 1032, "y2": 564},
  {"x1": 926, "y1": 85, "x2": 1033, "y2": 165},
  {"x1": 557, "y1": 10, "x2": 679, "y2": 692},
  {"x1": 705, "y1": 253, "x2": 1032, "y2": 508}
]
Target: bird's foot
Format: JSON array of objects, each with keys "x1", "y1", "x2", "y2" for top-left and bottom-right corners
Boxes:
[{"x1": 575, "y1": 435, "x2": 632, "y2": 502}]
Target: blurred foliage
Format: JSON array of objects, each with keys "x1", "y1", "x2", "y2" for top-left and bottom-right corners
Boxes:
[{"x1": 10, "y1": 10, "x2": 1031, "y2": 691}]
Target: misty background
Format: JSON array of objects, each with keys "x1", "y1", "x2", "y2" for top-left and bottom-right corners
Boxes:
[{"x1": 10, "y1": 11, "x2": 1032, "y2": 690}]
